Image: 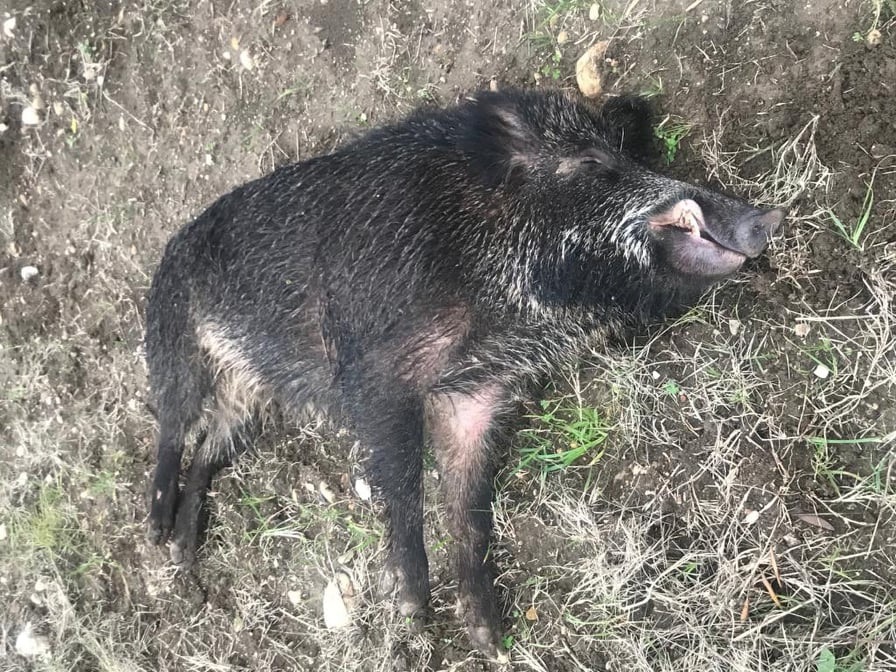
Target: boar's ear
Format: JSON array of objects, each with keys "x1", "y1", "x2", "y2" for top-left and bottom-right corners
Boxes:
[
  {"x1": 599, "y1": 95, "x2": 656, "y2": 163},
  {"x1": 462, "y1": 93, "x2": 538, "y2": 189}
]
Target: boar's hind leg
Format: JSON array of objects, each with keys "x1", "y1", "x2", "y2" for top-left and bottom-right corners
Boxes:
[
  {"x1": 147, "y1": 391, "x2": 206, "y2": 547},
  {"x1": 169, "y1": 416, "x2": 259, "y2": 567},
  {"x1": 427, "y1": 385, "x2": 507, "y2": 660},
  {"x1": 146, "y1": 297, "x2": 212, "y2": 546},
  {"x1": 349, "y1": 383, "x2": 430, "y2": 624}
]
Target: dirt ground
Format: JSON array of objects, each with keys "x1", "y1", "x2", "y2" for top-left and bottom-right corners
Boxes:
[{"x1": 1, "y1": 0, "x2": 895, "y2": 670}]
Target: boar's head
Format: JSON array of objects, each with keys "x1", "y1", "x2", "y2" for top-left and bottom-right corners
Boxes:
[{"x1": 460, "y1": 90, "x2": 784, "y2": 314}]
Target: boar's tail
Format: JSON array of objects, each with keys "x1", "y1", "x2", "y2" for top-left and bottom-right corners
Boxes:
[{"x1": 145, "y1": 244, "x2": 212, "y2": 443}]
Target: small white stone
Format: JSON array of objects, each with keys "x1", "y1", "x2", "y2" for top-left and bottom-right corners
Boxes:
[
  {"x1": 651, "y1": 370, "x2": 661, "y2": 380},
  {"x1": 20, "y1": 265, "x2": 39, "y2": 282},
  {"x1": 2, "y1": 16, "x2": 16, "y2": 39},
  {"x1": 21, "y1": 106, "x2": 41, "y2": 126},
  {"x1": 588, "y1": 3, "x2": 600, "y2": 21},
  {"x1": 239, "y1": 49, "x2": 255, "y2": 71},
  {"x1": 793, "y1": 322, "x2": 810, "y2": 337},
  {"x1": 728, "y1": 318, "x2": 742, "y2": 336},
  {"x1": 354, "y1": 478, "x2": 372, "y2": 502},
  {"x1": 286, "y1": 589, "x2": 302, "y2": 606},
  {"x1": 322, "y1": 579, "x2": 351, "y2": 628},
  {"x1": 743, "y1": 509, "x2": 760, "y2": 525},
  {"x1": 0, "y1": 523, "x2": 7, "y2": 541},
  {"x1": 15, "y1": 623, "x2": 50, "y2": 658},
  {"x1": 319, "y1": 481, "x2": 336, "y2": 504},
  {"x1": 813, "y1": 363, "x2": 830, "y2": 379}
]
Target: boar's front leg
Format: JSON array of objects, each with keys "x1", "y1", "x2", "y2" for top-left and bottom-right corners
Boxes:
[
  {"x1": 348, "y1": 380, "x2": 430, "y2": 625},
  {"x1": 427, "y1": 385, "x2": 508, "y2": 662}
]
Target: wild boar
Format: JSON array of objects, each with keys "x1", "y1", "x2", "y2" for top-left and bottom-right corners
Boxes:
[{"x1": 144, "y1": 89, "x2": 783, "y2": 659}]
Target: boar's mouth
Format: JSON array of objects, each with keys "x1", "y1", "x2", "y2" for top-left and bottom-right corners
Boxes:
[{"x1": 647, "y1": 199, "x2": 777, "y2": 279}]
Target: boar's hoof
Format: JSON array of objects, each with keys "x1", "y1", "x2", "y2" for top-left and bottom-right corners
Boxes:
[
  {"x1": 146, "y1": 502, "x2": 175, "y2": 546},
  {"x1": 168, "y1": 490, "x2": 208, "y2": 568},
  {"x1": 169, "y1": 536, "x2": 197, "y2": 568},
  {"x1": 145, "y1": 520, "x2": 167, "y2": 546},
  {"x1": 458, "y1": 594, "x2": 505, "y2": 660},
  {"x1": 467, "y1": 623, "x2": 508, "y2": 664},
  {"x1": 401, "y1": 608, "x2": 426, "y2": 635},
  {"x1": 379, "y1": 562, "x2": 430, "y2": 630},
  {"x1": 147, "y1": 475, "x2": 179, "y2": 545}
]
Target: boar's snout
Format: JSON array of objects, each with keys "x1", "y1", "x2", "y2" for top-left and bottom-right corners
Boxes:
[
  {"x1": 730, "y1": 207, "x2": 785, "y2": 258},
  {"x1": 648, "y1": 199, "x2": 785, "y2": 279}
]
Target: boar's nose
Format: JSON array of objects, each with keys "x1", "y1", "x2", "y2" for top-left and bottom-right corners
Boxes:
[{"x1": 732, "y1": 208, "x2": 785, "y2": 257}]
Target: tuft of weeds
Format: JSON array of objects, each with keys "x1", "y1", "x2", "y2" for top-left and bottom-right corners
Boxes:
[
  {"x1": 826, "y1": 178, "x2": 874, "y2": 251},
  {"x1": 662, "y1": 378, "x2": 681, "y2": 397},
  {"x1": 815, "y1": 647, "x2": 866, "y2": 672},
  {"x1": 539, "y1": 49, "x2": 565, "y2": 81},
  {"x1": 809, "y1": 437, "x2": 889, "y2": 496},
  {"x1": 515, "y1": 398, "x2": 610, "y2": 476},
  {"x1": 655, "y1": 116, "x2": 692, "y2": 164},
  {"x1": 534, "y1": 0, "x2": 592, "y2": 29},
  {"x1": 6, "y1": 478, "x2": 109, "y2": 595},
  {"x1": 641, "y1": 74, "x2": 665, "y2": 98},
  {"x1": 10, "y1": 486, "x2": 73, "y2": 561}
]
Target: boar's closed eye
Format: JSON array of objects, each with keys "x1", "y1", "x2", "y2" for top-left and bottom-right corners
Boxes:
[{"x1": 556, "y1": 150, "x2": 617, "y2": 176}]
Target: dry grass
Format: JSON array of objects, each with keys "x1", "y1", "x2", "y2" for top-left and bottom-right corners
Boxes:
[{"x1": 1, "y1": 1, "x2": 894, "y2": 671}]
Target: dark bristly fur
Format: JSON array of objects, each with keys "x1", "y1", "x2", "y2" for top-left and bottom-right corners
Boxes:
[{"x1": 144, "y1": 89, "x2": 782, "y2": 659}]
